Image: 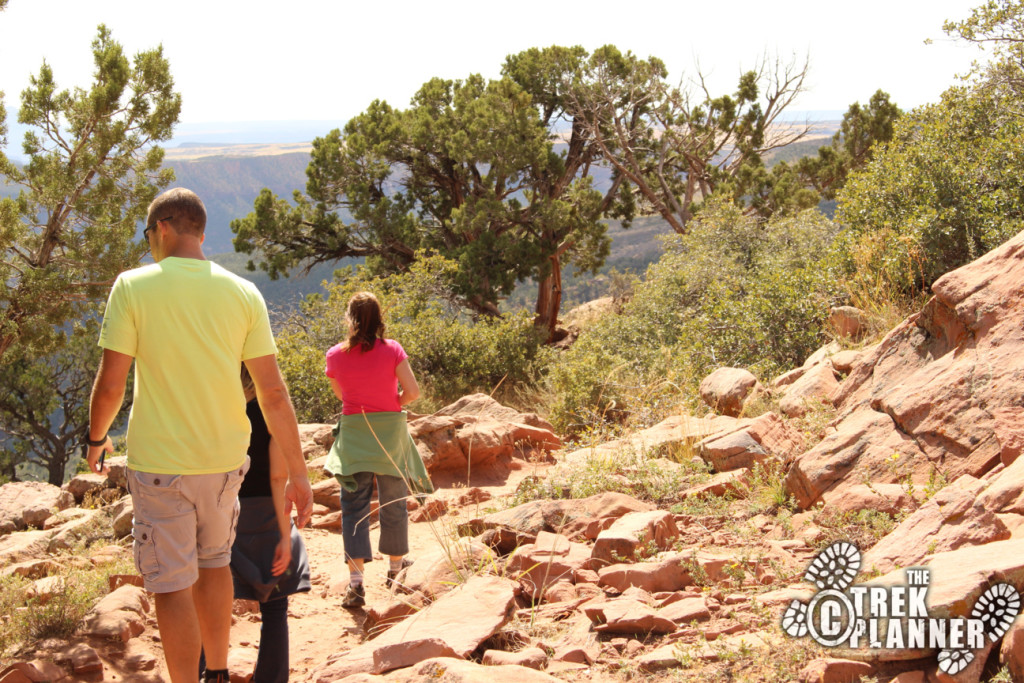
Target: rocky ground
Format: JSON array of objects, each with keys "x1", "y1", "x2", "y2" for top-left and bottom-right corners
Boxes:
[{"x1": 7, "y1": 228, "x2": 1024, "y2": 682}]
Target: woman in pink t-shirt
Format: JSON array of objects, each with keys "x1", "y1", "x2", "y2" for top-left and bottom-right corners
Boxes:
[{"x1": 324, "y1": 292, "x2": 421, "y2": 608}]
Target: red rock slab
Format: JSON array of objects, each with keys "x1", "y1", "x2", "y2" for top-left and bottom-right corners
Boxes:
[
  {"x1": 505, "y1": 531, "x2": 591, "y2": 600},
  {"x1": 460, "y1": 491, "x2": 653, "y2": 539},
  {"x1": 1000, "y1": 618, "x2": 1024, "y2": 683},
  {"x1": 382, "y1": 656, "x2": 563, "y2": 682},
  {"x1": 861, "y1": 476, "x2": 1010, "y2": 575},
  {"x1": 659, "y1": 597, "x2": 711, "y2": 624},
  {"x1": 591, "y1": 510, "x2": 678, "y2": 567},
  {"x1": 637, "y1": 643, "x2": 685, "y2": 672},
  {"x1": 584, "y1": 598, "x2": 676, "y2": 635},
  {"x1": 797, "y1": 657, "x2": 875, "y2": 683},
  {"x1": 699, "y1": 411, "x2": 804, "y2": 472},
  {"x1": 311, "y1": 477, "x2": 341, "y2": 510},
  {"x1": 310, "y1": 510, "x2": 341, "y2": 530},
  {"x1": 311, "y1": 576, "x2": 517, "y2": 681},
  {"x1": 398, "y1": 538, "x2": 495, "y2": 600},
  {"x1": 371, "y1": 638, "x2": 461, "y2": 674},
  {"x1": 80, "y1": 609, "x2": 145, "y2": 642},
  {"x1": 821, "y1": 483, "x2": 920, "y2": 515},
  {"x1": 784, "y1": 408, "x2": 932, "y2": 510},
  {"x1": 779, "y1": 361, "x2": 839, "y2": 418},
  {"x1": 868, "y1": 538, "x2": 1024, "y2": 622},
  {"x1": 558, "y1": 414, "x2": 739, "y2": 466},
  {"x1": 680, "y1": 470, "x2": 750, "y2": 500},
  {"x1": 480, "y1": 647, "x2": 548, "y2": 670}
]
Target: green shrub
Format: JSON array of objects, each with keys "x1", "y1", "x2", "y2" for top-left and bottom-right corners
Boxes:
[
  {"x1": 0, "y1": 555, "x2": 135, "y2": 661},
  {"x1": 547, "y1": 201, "x2": 842, "y2": 433},
  {"x1": 836, "y1": 82, "x2": 1024, "y2": 294},
  {"x1": 276, "y1": 254, "x2": 548, "y2": 422}
]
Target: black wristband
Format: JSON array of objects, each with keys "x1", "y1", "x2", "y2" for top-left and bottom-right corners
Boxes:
[{"x1": 86, "y1": 434, "x2": 108, "y2": 447}]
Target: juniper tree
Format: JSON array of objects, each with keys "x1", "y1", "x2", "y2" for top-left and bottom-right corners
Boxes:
[{"x1": 0, "y1": 25, "x2": 178, "y2": 482}]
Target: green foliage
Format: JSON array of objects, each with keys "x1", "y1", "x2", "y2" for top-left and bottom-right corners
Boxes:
[
  {"x1": 0, "y1": 317, "x2": 131, "y2": 485},
  {"x1": 276, "y1": 254, "x2": 548, "y2": 422},
  {"x1": 811, "y1": 505, "x2": 904, "y2": 551},
  {"x1": 233, "y1": 48, "x2": 631, "y2": 331},
  {"x1": 794, "y1": 90, "x2": 902, "y2": 200},
  {"x1": 835, "y1": 83, "x2": 1024, "y2": 292},
  {"x1": 547, "y1": 200, "x2": 842, "y2": 432},
  {"x1": 0, "y1": 26, "x2": 176, "y2": 485},
  {"x1": 944, "y1": 0, "x2": 1024, "y2": 99},
  {"x1": 0, "y1": 25, "x2": 180, "y2": 360},
  {"x1": 509, "y1": 441, "x2": 710, "y2": 508},
  {"x1": 0, "y1": 555, "x2": 135, "y2": 660}
]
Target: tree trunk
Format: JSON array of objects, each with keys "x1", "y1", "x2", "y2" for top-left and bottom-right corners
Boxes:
[
  {"x1": 47, "y1": 448, "x2": 69, "y2": 487},
  {"x1": 534, "y1": 254, "x2": 563, "y2": 343}
]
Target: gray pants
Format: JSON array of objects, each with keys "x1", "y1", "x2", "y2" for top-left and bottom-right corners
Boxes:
[{"x1": 339, "y1": 471, "x2": 410, "y2": 561}]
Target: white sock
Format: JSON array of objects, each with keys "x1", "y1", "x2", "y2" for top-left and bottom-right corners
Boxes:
[
  {"x1": 389, "y1": 558, "x2": 404, "y2": 573},
  {"x1": 349, "y1": 569, "x2": 363, "y2": 587}
]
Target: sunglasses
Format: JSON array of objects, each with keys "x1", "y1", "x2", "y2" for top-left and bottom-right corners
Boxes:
[{"x1": 144, "y1": 215, "x2": 174, "y2": 240}]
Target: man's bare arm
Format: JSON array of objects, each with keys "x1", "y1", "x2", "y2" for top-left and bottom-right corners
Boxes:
[
  {"x1": 87, "y1": 349, "x2": 133, "y2": 474},
  {"x1": 244, "y1": 353, "x2": 313, "y2": 528}
]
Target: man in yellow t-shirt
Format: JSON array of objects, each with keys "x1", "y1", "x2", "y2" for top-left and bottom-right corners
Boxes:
[{"x1": 85, "y1": 188, "x2": 313, "y2": 683}]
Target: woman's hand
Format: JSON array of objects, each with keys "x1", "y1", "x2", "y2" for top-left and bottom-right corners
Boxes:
[{"x1": 271, "y1": 530, "x2": 292, "y2": 576}]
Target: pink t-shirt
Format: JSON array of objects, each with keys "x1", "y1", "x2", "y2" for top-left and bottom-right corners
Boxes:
[{"x1": 324, "y1": 338, "x2": 408, "y2": 415}]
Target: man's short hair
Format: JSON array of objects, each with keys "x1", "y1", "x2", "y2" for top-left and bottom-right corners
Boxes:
[{"x1": 147, "y1": 188, "x2": 207, "y2": 236}]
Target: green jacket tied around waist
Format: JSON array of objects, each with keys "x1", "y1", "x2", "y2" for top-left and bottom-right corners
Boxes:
[{"x1": 325, "y1": 411, "x2": 434, "y2": 495}]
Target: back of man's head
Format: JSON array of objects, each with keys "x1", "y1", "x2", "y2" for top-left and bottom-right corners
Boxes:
[{"x1": 148, "y1": 188, "x2": 207, "y2": 236}]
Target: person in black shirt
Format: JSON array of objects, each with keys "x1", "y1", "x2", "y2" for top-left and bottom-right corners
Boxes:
[{"x1": 229, "y1": 368, "x2": 311, "y2": 682}]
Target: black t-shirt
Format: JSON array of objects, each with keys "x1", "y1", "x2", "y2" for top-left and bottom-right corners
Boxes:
[{"x1": 239, "y1": 398, "x2": 272, "y2": 498}]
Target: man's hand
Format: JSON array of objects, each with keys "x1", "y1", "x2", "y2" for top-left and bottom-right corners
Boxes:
[
  {"x1": 86, "y1": 437, "x2": 113, "y2": 475},
  {"x1": 286, "y1": 479, "x2": 314, "y2": 529}
]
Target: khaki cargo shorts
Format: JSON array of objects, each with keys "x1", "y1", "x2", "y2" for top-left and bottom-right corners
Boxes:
[{"x1": 127, "y1": 457, "x2": 250, "y2": 593}]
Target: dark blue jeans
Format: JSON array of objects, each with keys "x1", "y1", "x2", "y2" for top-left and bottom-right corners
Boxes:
[
  {"x1": 340, "y1": 471, "x2": 409, "y2": 561},
  {"x1": 254, "y1": 595, "x2": 289, "y2": 683},
  {"x1": 199, "y1": 595, "x2": 289, "y2": 683}
]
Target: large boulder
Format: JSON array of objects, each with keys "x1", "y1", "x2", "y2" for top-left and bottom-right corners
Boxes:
[
  {"x1": 778, "y1": 361, "x2": 840, "y2": 418},
  {"x1": 828, "y1": 306, "x2": 870, "y2": 340},
  {"x1": 0, "y1": 482, "x2": 75, "y2": 533},
  {"x1": 699, "y1": 367, "x2": 764, "y2": 417},
  {"x1": 409, "y1": 396, "x2": 561, "y2": 476},
  {"x1": 794, "y1": 231, "x2": 1024, "y2": 508}
]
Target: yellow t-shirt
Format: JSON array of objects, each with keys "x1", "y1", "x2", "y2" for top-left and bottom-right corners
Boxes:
[{"x1": 98, "y1": 257, "x2": 277, "y2": 474}]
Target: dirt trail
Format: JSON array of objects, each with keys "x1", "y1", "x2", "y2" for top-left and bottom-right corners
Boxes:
[{"x1": 82, "y1": 466, "x2": 547, "y2": 682}]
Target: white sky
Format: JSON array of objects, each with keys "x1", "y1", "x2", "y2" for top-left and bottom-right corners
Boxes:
[{"x1": 0, "y1": 0, "x2": 987, "y2": 126}]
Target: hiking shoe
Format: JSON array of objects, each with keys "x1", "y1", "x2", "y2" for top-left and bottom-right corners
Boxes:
[
  {"x1": 203, "y1": 670, "x2": 230, "y2": 683},
  {"x1": 342, "y1": 582, "x2": 365, "y2": 608},
  {"x1": 386, "y1": 557, "x2": 414, "y2": 589}
]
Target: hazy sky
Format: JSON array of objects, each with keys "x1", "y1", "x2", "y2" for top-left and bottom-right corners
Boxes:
[{"x1": 0, "y1": 0, "x2": 987, "y2": 127}]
